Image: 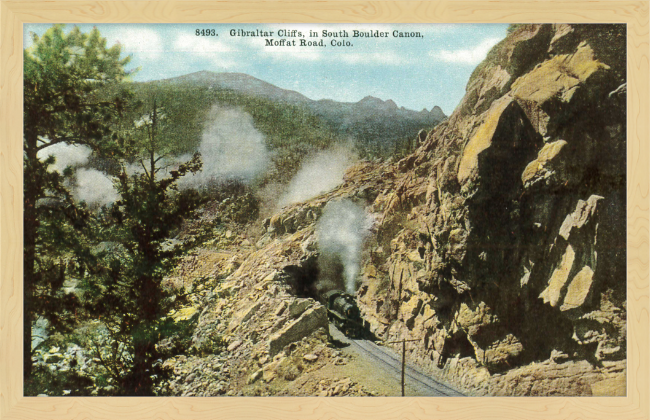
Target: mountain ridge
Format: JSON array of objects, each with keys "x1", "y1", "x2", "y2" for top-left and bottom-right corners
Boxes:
[
  {"x1": 164, "y1": 70, "x2": 444, "y2": 114},
  {"x1": 152, "y1": 70, "x2": 447, "y2": 157}
]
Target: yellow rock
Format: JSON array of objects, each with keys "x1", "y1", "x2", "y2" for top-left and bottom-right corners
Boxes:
[
  {"x1": 560, "y1": 265, "x2": 594, "y2": 310},
  {"x1": 262, "y1": 368, "x2": 276, "y2": 383},
  {"x1": 456, "y1": 301, "x2": 494, "y2": 329},
  {"x1": 521, "y1": 140, "x2": 568, "y2": 185},
  {"x1": 407, "y1": 250, "x2": 423, "y2": 262},
  {"x1": 590, "y1": 375, "x2": 626, "y2": 396},
  {"x1": 269, "y1": 214, "x2": 282, "y2": 230},
  {"x1": 458, "y1": 97, "x2": 513, "y2": 184},
  {"x1": 512, "y1": 42, "x2": 609, "y2": 104},
  {"x1": 448, "y1": 228, "x2": 465, "y2": 245},
  {"x1": 540, "y1": 245, "x2": 575, "y2": 307},
  {"x1": 171, "y1": 306, "x2": 198, "y2": 321},
  {"x1": 262, "y1": 272, "x2": 278, "y2": 282},
  {"x1": 398, "y1": 296, "x2": 423, "y2": 326},
  {"x1": 363, "y1": 264, "x2": 377, "y2": 279}
]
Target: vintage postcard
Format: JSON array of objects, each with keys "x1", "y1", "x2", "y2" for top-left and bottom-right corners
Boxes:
[{"x1": 22, "y1": 22, "x2": 626, "y2": 398}]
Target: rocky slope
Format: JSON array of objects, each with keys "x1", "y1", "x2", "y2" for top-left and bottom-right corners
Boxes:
[
  {"x1": 164, "y1": 24, "x2": 626, "y2": 397},
  {"x1": 157, "y1": 162, "x2": 398, "y2": 396},
  {"x1": 352, "y1": 23, "x2": 627, "y2": 396}
]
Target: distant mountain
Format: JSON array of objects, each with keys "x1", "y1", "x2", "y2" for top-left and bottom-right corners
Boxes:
[
  {"x1": 163, "y1": 71, "x2": 446, "y2": 156},
  {"x1": 430, "y1": 106, "x2": 446, "y2": 121},
  {"x1": 167, "y1": 71, "x2": 312, "y2": 105}
]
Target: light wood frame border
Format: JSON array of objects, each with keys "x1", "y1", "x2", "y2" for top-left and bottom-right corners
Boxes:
[{"x1": 1, "y1": 1, "x2": 648, "y2": 419}]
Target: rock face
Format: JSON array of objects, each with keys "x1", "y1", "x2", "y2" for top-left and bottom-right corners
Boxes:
[
  {"x1": 268, "y1": 306, "x2": 328, "y2": 356},
  {"x1": 168, "y1": 24, "x2": 625, "y2": 397},
  {"x1": 351, "y1": 24, "x2": 626, "y2": 395}
]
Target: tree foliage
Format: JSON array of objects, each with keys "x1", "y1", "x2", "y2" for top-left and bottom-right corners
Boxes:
[
  {"x1": 119, "y1": 82, "x2": 341, "y2": 186},
  {"x1": 23, "y1": 24, "x2": 131, "y2": 380},
  {"x1": 83, "y1": 99, "x2": 202, "y2": 395}
]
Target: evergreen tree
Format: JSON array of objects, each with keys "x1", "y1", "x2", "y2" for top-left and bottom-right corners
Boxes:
[
  {"x1": 23, "y1": 24, "x2": 131, "y2": 379},
  {"x1": 87, "y1": 99, "x2": 202, "y2": 395}
]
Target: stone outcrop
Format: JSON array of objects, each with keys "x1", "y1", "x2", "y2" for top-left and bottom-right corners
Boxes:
[
  {"x1": 350, "y1": 24, "x2": 626, "y2": 395},
  {"x1": 268, "y1": 305, "x2": 328, "y2": 356},
  {"x1": 168, "y1": 24, "x2": 626, "y2": 397}
]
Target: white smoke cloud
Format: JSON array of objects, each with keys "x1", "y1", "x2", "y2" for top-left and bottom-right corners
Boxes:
[
  {"x1": 123, "y1": 155, "x2": 175, "y2": 178},
  {"x1": 73, "y1": 168, "x2": 119, "y2": 207},
  {"x1": 37, "y1": 141, "x2": 120, "y2": 207},
  {"x1": 37, "y1": 142, "x2": 92, "y2": 173},
  {"x1": 278, "y1": 146, "x2": 356, "y2": 208},
  {"x1": 316, "y1": 199, "x2": 369, "y2": 294},
  {"x1": 179, "y1": 106, "x2": 269, "y2": 189}
]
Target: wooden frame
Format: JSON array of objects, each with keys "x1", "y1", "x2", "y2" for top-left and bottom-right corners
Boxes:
[{"x1": 1, "y1": 1, "x2": 648, "y2": 419}]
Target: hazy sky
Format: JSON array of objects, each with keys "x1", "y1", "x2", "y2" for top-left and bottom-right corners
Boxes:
[{"x1": 24, "y1": 23, "x2": 508, "y2": 115}]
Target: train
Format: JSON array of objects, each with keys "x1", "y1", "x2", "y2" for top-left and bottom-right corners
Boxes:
[{"x1": 320, "y1": 289, "x2": 367, "y2": 338}]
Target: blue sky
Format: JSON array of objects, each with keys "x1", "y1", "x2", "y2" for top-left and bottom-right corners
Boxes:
[{"x1": 24, "y1": 23, "x2": 508, "y2": 115}]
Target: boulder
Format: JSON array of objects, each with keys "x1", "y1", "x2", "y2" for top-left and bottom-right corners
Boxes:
[
  {"x1": 172, "y1": 307, "x2": 199, "y2": 322},
  {"x1": 457, "y1": 97, "x2": 541, "y2": 195},
  {"x1": 303, "y1": 353, "x2": 318, "y2": 362},
  {"x1": 268, "y1": 214, "x2": 283, "y2": 234},
  {"x1": 227, "y1": 340, "x2": 242, "y2": 352},
  {"x1": 540, "y1": 195, "x2": 603, "y2": 311},
  {"x1": 288, "y1": 298, "x2": 313, "y2": 318},
  {"x1": 539, "y1": 245, "x2": 576, "y2": 307},
  {"x1": 559, "y1": 195, "x2": 603, "y2": 241},
  {"x1": 274, "y1": 301, "x2": 287, "y2": 317},
  {"x1": 400, "y1": 296, "x2": 423, "y2": 328},
  {"x1": 228, "y1": 300, "x2": 262, "y2": 332},
  {"x1": 512, "y1": 42, "x2": 609, "y2": 105},
  {"x1": 560, "y1": 266, "x2": 595, "y2": 311},
  {"x1": 455, "y1": 302, "x2": 496, "y2": 334},
  {"x1": 521, "y1": 140, "x2": 569, "y2": 189},
  {"x1": 268, "y1": 305, "x2": 328, "y2": 357},
  {"x1": 473, "y1": 333, "x2": 524, "y2": 371},
  {"x1": 457, "y1": 97, "x2": 513, "y2": 185},
  {"x1": 248, "y1": 369, "x2": 263, "y2": 384},
  {"x1": 511, "y1": 41, "x2": 610, "y2": 136}
]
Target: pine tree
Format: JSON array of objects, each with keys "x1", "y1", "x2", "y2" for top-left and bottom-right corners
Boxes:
[
  {"x1": 23, "y1": 24, "x2": 131, "y2": 379},
  {"x1": 87, "y1": 99, "x2": 202, "y2": 395}
]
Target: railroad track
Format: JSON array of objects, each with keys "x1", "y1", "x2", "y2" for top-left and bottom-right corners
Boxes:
[{"x1": 330, "y1": 325, "x2": 464, "y2": 397}]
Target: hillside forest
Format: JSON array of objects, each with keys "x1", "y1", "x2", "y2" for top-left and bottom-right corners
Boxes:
[{"x1": 23, "y1": 24, "x2": 444, "y2": 396}]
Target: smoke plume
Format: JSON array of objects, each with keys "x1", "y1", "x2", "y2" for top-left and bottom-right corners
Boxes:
[
  {"x1": 37, "y1": 142, "x2": 92, "y2": 173},
  {"x1": 316, "y1": 199, "x2": 369, "y2": 294},
  {"x1": 278, "y1": 146, "x2": 356, "y2": 208},
  {"x1": 37, "y1": 141, "x2": 119, "y2": 207},
  {"x1": 74, "y1": 168, "x2": 119, "y2": 207},
  {"x1": 179, "y1": 105, "x2": 269, "y2": 189}
]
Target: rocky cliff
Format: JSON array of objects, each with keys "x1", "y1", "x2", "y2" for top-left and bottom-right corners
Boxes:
[
  {"x1": 167, "y1": 24, "x2": 626, "y2": 397},
  {"x1": 352, "y1": 23, "x2": 627, "y2": 395}
]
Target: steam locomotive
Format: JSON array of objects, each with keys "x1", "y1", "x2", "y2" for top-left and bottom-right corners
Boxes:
[{"x1": 320, "y1": 290, "x2": 366, "y2": 338}]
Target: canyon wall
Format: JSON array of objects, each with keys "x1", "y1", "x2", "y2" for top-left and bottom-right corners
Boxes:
[
  {"x1": 355, "y1": 23, "x2": 626, "y2": 395},
  {"x1": 183, "y1": 24, "x2": 627, "y2": 396}
]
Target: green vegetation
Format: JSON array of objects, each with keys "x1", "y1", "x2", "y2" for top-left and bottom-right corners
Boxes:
[
  {"x1": 88, "y1": 100, "x2": 203, "y2": 395},
  {"x1": 119, "y1": 81, "x2": 342, "y2": 186},
  {"x1": 24, "y1": 26, "x2": 203, "y2": 396},
  {"x1": 24, "y1": 24, "x2": 439, "y2": 396},
  {"x1": 23, "y1": 24, "x2": 131, "y2": 382}
]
